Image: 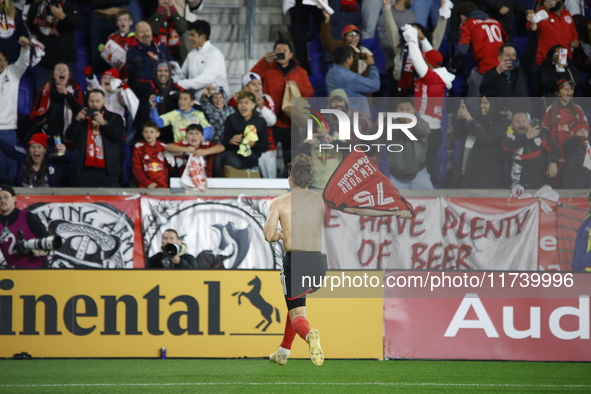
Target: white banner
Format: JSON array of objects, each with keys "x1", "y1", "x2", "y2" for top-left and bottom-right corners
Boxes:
[
  {"x1": 323, "y1": 198, "x2": 539, "y2": 270},
  {"x1": 141, "y1": 197, "x2": 282, "y2": 269}
]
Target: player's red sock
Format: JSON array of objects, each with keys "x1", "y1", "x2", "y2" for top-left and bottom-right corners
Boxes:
[
  {"x1": 291, "y1": 315, "x2": 311, "y2": 341},
  {"x1": 280, "y1": 312, "x2": 296, "y2": 350}
]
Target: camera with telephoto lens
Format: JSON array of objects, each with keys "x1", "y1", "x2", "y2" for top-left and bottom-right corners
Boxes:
[
  {"x1": 15, "y1": 234, "x2": 63, "y2": 255},
  {"x1": 163, "y1": 243, "x2": 182, "y2": 258}
]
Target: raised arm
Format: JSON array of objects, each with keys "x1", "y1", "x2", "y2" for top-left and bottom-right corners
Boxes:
[{"x1": 382, "y1": 0, "x2": 400, "y2": 54}]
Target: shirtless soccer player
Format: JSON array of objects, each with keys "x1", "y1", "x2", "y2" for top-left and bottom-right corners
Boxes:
[{"x1": 264, "y1": 154, "x2": 411, "y2": 366}]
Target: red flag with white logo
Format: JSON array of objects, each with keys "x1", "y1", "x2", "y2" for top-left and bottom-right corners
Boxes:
[{"x1": 323, "y1": 151, "x2": 413, "y2": 214}]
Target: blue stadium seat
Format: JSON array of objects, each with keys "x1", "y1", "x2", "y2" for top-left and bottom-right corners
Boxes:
[
  {"x1": 77, "y1": 47, "x2": 89, "y2": 91},
  {"x1": 18, "y1": 75, "x2": 35, "y2": 115},
  {"x1": 513, "y1": 37, "x2": 528, "y2": 59},
  {"x1": 451, "y1": 74, "x2": 467, "y2": 97},
  {"x1": 309, "y1": 73, "x2": 327, "y2": 97},
  {"x1": 309, "y1": 29, "x2": 327, "y2": 73},
  {"x1": 122, "y1": 144, "x2": 132, "y2": 186},
  {"x1": 361, "y1": 33, "x2": 386, "y2": 75},
  {"x1": 438, "y1": 38, "x2": 450, "y2": 62},
  {"x1": 433, "y1": 98, "x2": 449, "y2": 188}
]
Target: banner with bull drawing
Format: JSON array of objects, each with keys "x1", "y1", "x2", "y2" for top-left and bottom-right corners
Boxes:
[
  {"x1": 7, "y1": 195, "x2": 143, "y2": 269},
  {"x1": 2, "y1": 195, "x2": 587, "y2": 271},
  {"x1": 140, "y1": 197, "x2": 282, "y2": 269}
]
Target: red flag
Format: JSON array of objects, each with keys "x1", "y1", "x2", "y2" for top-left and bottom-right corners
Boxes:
[{"x1": 323, "y1": 151, "x2": 413, "y2": 214}]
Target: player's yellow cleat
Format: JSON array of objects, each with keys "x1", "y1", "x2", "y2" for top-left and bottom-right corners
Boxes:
[
  {"x1": 269, "y1": 350, "x2": 288, "y2": 367},
  {"x1": 307, "y1": 329, "x2": 324, "y2": 366}
]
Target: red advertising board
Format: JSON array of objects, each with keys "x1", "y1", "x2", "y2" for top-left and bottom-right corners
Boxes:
[{"x1": 384, "y1": 272, "x2": 591, "y2": 361}]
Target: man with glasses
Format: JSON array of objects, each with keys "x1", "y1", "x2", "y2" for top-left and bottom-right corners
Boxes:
[
  {"x1": 0, "y1": 36, "x2": 30, "y2": 186},
  {"x1": 319, "y1": 11, "x2": 373, "y2": 77}
]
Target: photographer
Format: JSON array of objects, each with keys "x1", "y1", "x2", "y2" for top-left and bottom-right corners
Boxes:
[
  {"x1": 147, "y1": 229, "x2": 202, "y2": 269},
  {"x1": 65, "y1": 89, "x2": 125, "y2": 187},
  {"x1": 0, "y1": 185, "x2": 49, "y2": 268}
]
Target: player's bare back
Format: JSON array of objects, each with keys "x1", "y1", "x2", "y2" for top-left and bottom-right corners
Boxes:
[{"x1": 274, "y1": 189, "x2": 326, "y2": 252}]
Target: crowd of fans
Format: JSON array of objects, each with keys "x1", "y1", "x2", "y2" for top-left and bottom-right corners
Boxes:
[{"x1": 0, "y1": 0, "x2": 590, "y2": 191}]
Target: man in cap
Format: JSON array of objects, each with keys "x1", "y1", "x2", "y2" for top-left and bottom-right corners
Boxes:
[
  {"x1": 0, "y1": 185, "x2": 49, "y2": 268},
  {"x1": 320, "y1": 11, "x2": 373, "y2": 76},
  {"x1": 402, "y1": 24, "x2": 454, "y2": 187}
]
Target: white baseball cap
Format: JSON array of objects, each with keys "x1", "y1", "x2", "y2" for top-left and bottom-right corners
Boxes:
[{"x1": 242, "y1": 72, "x2": 262, "y2": 87}]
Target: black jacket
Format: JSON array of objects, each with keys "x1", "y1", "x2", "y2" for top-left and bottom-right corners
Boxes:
[
  {"x1": 128, "y1": 60, "x2": 184, "y2": 144},
  {"x1": 562, "y1": 135, "x2": 591, "y2": 189},
  {"x1": 147, "y1": 252, "x2": 202, "y2": 269},
  {"x1": 374, "y1": 115, "x2": 431, "y2": 180},
  {"x1": 451, "y1": 111, "x2": 509, "y2": 188},
  {"x1": 90, "y1": 0, "x2": 129, "y2": 10},
  {"x1": 478, "y1": 0, "x2": 526, "y2": 36},
  {"x1": 27, "y1": 1, "x2": 82, "y2": 68},
  {"x1": 222, "y1": 111, "x2": 269, "y2": 168},
  {"x1": 501, "y1": 128, "x2": 559, "y2": 189},
  {"x1": 481, "y1": 67, "x2": 528, "y2": 98},
  {"x1": 65, "y1": 108, "x2": 125, "y2": 177},
  {"x1": 539, "y1": 64, "x2": 583, "y2": 98}
]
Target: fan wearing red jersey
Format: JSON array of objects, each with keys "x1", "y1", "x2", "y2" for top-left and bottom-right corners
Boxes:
[
  {"x1": 527, "y1": 0, "x2": 579, "y2": 66},
  {"x1": 132, "y1": 121, "x2": 171, "y2": 189},
  {"x1": 265, "y1": 154, "x2": 411, "y2": 367},
  {"x1": 164, "y1": 123, "x2": 225, "y2": 179},
  {"x1": 450, "y1": 1, "x2": 508, "y2": 98},
  {"x1": 402, "y1": 24, "x2": 454, "y2": 188}
]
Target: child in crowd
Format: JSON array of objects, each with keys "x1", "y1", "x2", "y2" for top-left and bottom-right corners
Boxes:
[
  {"x1": 200, "y1": 85, "x2": 235, "y2": 144},
  {"x1": 228, "y1": 72, "x2": 277, "y2": 178},
  {"x1": 219, "y1": 91, "x2": 268, "y2": 175},
  {"x1": 165, "y1": 123, "x2": 224, "y2": 178},
  {"x1": 132, "y1": 121, "x2": 172, "y2": 189},
  {"x1": 150, "y1": 90, "x2": 212, "y2": 143},
  {"x1": 98, "y1": 10, "x2": 134, "y2": 79}
]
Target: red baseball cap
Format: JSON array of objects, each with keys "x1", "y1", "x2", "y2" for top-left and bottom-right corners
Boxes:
[
  {"x1": 424, "y1": 50, "x2": 443, "y2": 68},
  {"x1": 28, "y1": 133, "x2": 49, "y2": 149},
  {"x1": 103, "y1": 68, "x2": 119, "y2": 79},
  {"x1": 342, "y1": 24, "x2": 361, "y2": 37},
  {"x1": 556, "y1": 79, "x2": 575, "y2": 89}
]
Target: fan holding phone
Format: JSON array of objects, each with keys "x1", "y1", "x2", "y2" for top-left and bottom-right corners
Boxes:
[{"x1": 538, "y1": 44, "x2": 584, "y2": 98}]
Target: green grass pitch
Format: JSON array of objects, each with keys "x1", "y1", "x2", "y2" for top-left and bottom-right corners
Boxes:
[{"x1": 0, "y1": 359, "x2": 589, "y2": 393}]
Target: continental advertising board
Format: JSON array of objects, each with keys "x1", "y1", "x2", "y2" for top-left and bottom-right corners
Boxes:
[{"x1": 0, "y1": 271, "x2": 383, "y2": 359}]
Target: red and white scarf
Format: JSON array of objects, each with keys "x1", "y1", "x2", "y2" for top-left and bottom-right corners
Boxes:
[{"x1": 32, "y1": 0, "x2": 65, "y2": 37}]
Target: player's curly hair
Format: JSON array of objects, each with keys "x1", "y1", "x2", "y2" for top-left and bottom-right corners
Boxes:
[{"x1": 288, "y1": 153, "x2": 314, "y2": 188}]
